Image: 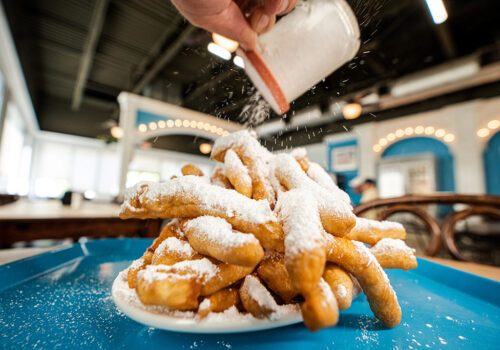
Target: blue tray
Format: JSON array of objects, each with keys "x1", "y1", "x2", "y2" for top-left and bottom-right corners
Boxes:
[{"x1": 0, "y1": 238, "x2": 499, "y2": 349}]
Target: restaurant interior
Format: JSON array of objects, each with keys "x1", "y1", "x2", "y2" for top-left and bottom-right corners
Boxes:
[
  {"x1": 1, "y1": 0, "x2": 498, "y2": 268},
  {"x1": 0, "y1": 0, "x2": 499, "y2": 347}
]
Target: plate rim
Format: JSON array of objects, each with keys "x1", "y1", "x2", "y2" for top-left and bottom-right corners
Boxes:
[{"x1": 111, "y1": 272, "x2": 303, "y2": 334}]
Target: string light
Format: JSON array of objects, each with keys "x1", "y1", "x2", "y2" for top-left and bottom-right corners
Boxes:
[
  {"x1": 233, "y1": 56, "x2": 245, "y2": 68},
  {"x1": 444, "y1": 133, "x2": 455, "y2": 143},
  {"x1": 477, "y1": 128, "x2": 490, "y2": 138},
  {"x1": 425, "y1": 126, "x2": 435, "y2": 135},
  {"x1": 487, "y1": 119, "x2": 499, "y2": 130},
  {"x1": 425, "y1": 0, "x2": 448, "y2": 25},
  {"x1": 199, "y1": 143, "x2": 212, "y2": 154},
  {"x1": 110, "y1": 126, "x2": 124, "y2": 139},
  {"x1": 135, "y1": 118, "x2": 230, "y2": 136},
  {"x1": 415, "y1": 126, "x2": 425, "y2": 134},
  {"x1": 375, "y1": 126, "x2": 456, "y2": 152},
  {"x1": 207, "y1": 42, "x2": 231, "y2": 60},
  {"x1": 212, "y1": 33, "x2": 239, "y2": 53},
  {"x1": 343, "y1": 103, "x2": 362, "y2": 120},
  {"x1": 435, "y1": 129, "x2": 446, "y2": 138}
]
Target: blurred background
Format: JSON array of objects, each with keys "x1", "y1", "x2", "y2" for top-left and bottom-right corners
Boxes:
[{"x1": 0, "y1": 0, "x2": 499, "y2": 267}]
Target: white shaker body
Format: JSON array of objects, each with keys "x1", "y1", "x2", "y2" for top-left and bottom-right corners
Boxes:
[{"x1": 239, "y1": 0, "x2": 360, "y2": 114}]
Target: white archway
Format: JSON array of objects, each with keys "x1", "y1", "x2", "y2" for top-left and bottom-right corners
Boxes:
[{"x1": 117, "y1": 92, "x2": 243, "y2": 195}]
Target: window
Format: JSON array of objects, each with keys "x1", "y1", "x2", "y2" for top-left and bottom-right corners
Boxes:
[{"x1": 0, "y1": 102, "x2": 30, "y2": 195}]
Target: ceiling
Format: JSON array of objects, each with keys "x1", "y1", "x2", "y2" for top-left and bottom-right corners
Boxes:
[{"x1": 3, "y1": 0, "x2": 500, "y2": 154}]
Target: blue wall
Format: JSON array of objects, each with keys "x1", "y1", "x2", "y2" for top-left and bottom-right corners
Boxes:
[
  {"x1": 382, "y1": 136, "x2": 455, "y2": 192},
  {"x1": 484, "y1": 131, "x2": 500, "y2": 195},
  {"x1": 327, "y1": 139, "x2": 361, "y2": 204},
  {"x1": 136, "y1": 110, "x2": 174, "y2": 127}
]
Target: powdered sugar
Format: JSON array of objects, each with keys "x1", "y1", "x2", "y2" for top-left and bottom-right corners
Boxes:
[
  {"x1": 212, "y1": 130, "x2": 272, "y2": 163},
  {"x1": 184, "y1": 216, "x2": 259, "y2": 248},
  {"x1": 121, "y1": 176, "x2": 276, "y2": 224},
  {"x1": 337, "y1": 284, "x2": 348, "y2": 299},
  {"x1": 153, "y1": 237, "x2": 195, "y2": 260},
  {"x1": 138, "y1": 258, "x2": 218, "y2": 284},
  {"x1": 318, "y1": 278, "x2": 337, "y2": 307},
  {"x1": 307, "y1": 162, "x2": 351, "y2": 205},
  {"x1": 113, "y1": 270, "x2": 301, "y2": 323},
  {"x1": 241, "y1": 275, "x2": 279, "y2": 316},
  {"x1": 198, "y1": 298, "x2": 211, "y2": 312},
  {"x1": 370, "y1": 238, "x2": 416, "y2": 257},
  {"x1": 275, "y1": 188, "x2": 325, "y2": 256},
  {"x1": 224, "y1": 149, "x2": 252, "y2": 188},
  {"x1": 271, "y1": 154, "x2": 353, "y2": 220},
  {"x1": 290, "y1": 147, "x2": 307, "y2": 160},
  {"x1": 201, "y1": 306, "x2": 255, "y2": 323},
  {"x1": 352, "y1": 241, "x2": 390, "y2": 284},
  {"x1": 113, "y1": 270, "x2": 197, "y2": 318},
  {"x1": 354, "y1": 217, "x2": 404, "y2": 232},
  {"x1": 212, "y1": 130, "x2": 275, "y2": 205},
  {"x1": 238, "y1": 90, "x2": 271, "y2": 127},
  {"x1": 129, "y1": 258, "x2": 144, "y2": 270}
]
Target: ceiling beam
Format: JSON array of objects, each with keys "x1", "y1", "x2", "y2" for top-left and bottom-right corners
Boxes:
[
  {"x1": 184, "y1": 69, "x2": 237, "y2": 104},
  {"x1": 71, "y1": 0, "x2": 110, "y2": 111},
  {"x1": 434, "y1": 23, "x2": 457, "y2": 58},
  {"x1": 132, "y1": 25, "x2": 197, "y2": 94}
]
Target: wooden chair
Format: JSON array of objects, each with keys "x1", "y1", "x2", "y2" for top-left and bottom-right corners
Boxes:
[{"x1": 354, "y1": 194, "x2": 500, "y2": 262}]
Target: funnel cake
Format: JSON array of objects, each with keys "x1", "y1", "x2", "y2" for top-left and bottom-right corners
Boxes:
[{"x1": 117, "y1": 130, "x2": 417, "y2": 332}]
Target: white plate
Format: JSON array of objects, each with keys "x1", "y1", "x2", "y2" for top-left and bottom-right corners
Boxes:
[{"x1": 111, "y1": 271, "x2": 303, "y2": 334}]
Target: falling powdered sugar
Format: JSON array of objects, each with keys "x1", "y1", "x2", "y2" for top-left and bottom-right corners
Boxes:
[{"x1": 238, "y1": 90, "x2": 271, "y2": 127}]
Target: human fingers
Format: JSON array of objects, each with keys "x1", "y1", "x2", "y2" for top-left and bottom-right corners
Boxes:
[
  {"x1": 278, "y1": 0, "x2": 298, "y2": 14},
  {"x1": 249, "y1": 7, "x2": 276, "y2": 34},
  {"x1": 190, "y1": 1, "x2": 258, "y2": 50}
]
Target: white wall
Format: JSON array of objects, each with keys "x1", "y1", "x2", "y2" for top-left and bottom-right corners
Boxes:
[
  {"x1": 323, "y1": 96, "x2": 500, "y2": 194},
  {"x1": 302, "y1": 143, "x2": 328, "y2": 169},
  {"x1": 28, "y1": 131, "x2": 215, "y2": 199}
]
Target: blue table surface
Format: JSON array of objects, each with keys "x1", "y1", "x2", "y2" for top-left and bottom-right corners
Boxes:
[{"x1": 0, "y1": 238, "x2": 499, "y2": 349}]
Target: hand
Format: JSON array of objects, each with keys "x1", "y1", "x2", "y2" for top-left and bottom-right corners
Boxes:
[{"x1": 171, "y1": 0, "x2": 297, "y2": 50}]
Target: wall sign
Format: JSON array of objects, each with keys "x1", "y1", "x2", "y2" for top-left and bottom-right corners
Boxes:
[{"x1": 331, "y1": 144, "x2": 358, "y2": 172}]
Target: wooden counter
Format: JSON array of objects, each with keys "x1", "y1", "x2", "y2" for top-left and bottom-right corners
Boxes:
[{"x1": 0, "y1": 199, "x2": 161, "y2": 248}]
